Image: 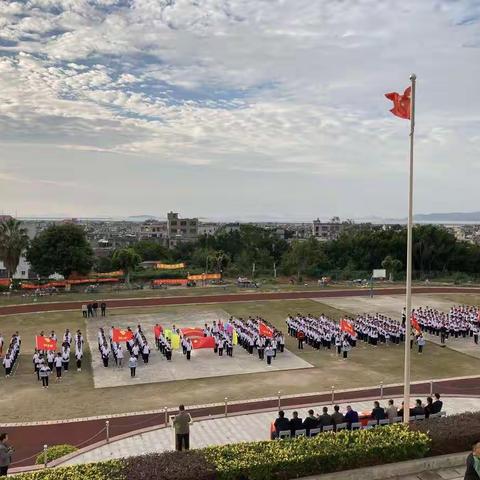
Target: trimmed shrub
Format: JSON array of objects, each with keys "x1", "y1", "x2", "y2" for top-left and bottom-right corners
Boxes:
[
  {"x1": 35, "y1": 445, "x2": 78, "y2": 465},
  {"x1": 123, "y1": 451, "x2": 216, "y2": 480},
  {"x1": 412, "y1": 411, "x2": 480, "y2": 456},
  {"x1": 15, "y1": 460, "x2": 124, "y2": 480},
  {"x1": 203, "y1": 424, "x2": 430, "y2": 480}
]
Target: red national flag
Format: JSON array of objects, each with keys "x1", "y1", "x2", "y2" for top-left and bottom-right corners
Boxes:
[
  {"x1": 385, "y1": 86, "x2": 411, "y2": 120},
  {"x1": 180, "y1": 327, "x2": 204, "y2": 338},
  {"x1": 154, "y1": 325, "x2": 163, "y2": 338},
  {"x1": 411, "y1": 316, "x2": 421, "y2": 333},
  {"x1": 112, "y1": 328, "x2": 134, "y2": 343},
  {"x1": 36, "y1": 336, "x2": 57, "y2": 351},
  {"x1": 259, "y1": 322, "x2": 274, "y2": 338},
  {"x1": 340, "y1": 319, "x2": 356, "y2": 336},
  {"x1": 191, "y1": 336, "x2": 215, "y2": 349}
]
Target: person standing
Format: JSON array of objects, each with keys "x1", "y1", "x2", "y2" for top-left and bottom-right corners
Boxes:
[
  {"x1": 81, "y1": 304, "x2": 87, "y2": 318},
  {"x1": 464, "y1": 440, "x2": 480, "y2": 480},
  {"x1": 173, "y1": 405, "x2": 192, "y2": 451},
  {"x1": 129, "y1": 354, "x2": 137, "y2": 377},
  {"x1": 39, "y1": 363, "x2": 51, "y2": 389},
  {"x1": 100, "y1": 302, "x2": 107, "y2": 316},
  {"x1": 341, "y1": 339, "x2": 351, "y2": 359},
  {"x1": 0, "y1": 433, "x2": 13, "y2": 477},
  {"x1": 297, "y1": 330, "x2": 305, "y2": 349},
  {"x1": 186, "y1": 339, "x2": 192, "y2": 360},
  {"x1": 54, "y1": 352, "x2": 63, "y2": 382},
  {"x1": 265, "y1": 344, "x2": 274, "y2": 365},
  {"x1": 417, "y1": 334, "x2": 426, "y2": 354},
  {"x1": 142, "y1": 343, "x2": 150, "y2": 363}
]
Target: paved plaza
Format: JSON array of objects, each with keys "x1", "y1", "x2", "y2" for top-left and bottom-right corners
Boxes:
[
  {"x1": 318, "y1": 294, "x2": 480, "y2": 359},
  {"x1": 61, "y1": 396, "x2": 478, "y2": 467},
  {"x1": 87, "y1": 309, "x2": 313, "y2": 388}
]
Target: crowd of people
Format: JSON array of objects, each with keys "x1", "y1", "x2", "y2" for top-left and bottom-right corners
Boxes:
[
  {"x1": 271, "y1": 393, "x2": 444, "y2": 438},
  {"x1": 232, "y1": 316, "x2": 285, "y2": 365},
  {"x1": 286, "y1": 314, "x2": 354, "y2": 358},
  {"x1": 1, "y1": 332, "x2": 21, "y2": 377},
  {"x1": 413, "y1": 305, "x2": 480, "y2": 344},
  {"x1": 30, "y1": 329, "x2": 84, "y2": 388}
]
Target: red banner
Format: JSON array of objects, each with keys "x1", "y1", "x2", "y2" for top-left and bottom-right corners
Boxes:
[
  {"x1": 191, "y1": 337, "x2": 215, "y2": 349},
  {"x1": 36, "y1": 336, "x2": 57, "y2": 351},
  {"x1": 112, "y1": 328, "x2": 134, "y2": 343},
  {"x1": 0, "y1": 279, "x2": 11, "y2": 287},
  {"x1": 154, "y1": 325, "x2": 163, "y2": 338},
  {"x1": 181, "y1": 327, "x2": 204, "y2": 337},
  {"x1": 259, "y1": 322, "x2": 274, "y2": 338},
  {"x1": 151, "y1": 278, "x2": 188, "y2": 286}
]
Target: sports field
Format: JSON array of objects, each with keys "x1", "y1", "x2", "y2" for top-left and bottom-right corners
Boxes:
[{"x1": 1, "y1": 292, "x2": 480, "y2": 423}]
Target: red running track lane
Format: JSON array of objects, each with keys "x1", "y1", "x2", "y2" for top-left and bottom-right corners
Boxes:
[
  {"x1": 5, "y1": 376, "x2": 480, "y2": 468},
  {"x1": 2, "y1": 286, "x2": 480, "y2": 316}
]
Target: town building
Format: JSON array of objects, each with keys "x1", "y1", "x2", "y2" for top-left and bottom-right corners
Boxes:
[
  {"x1": 167, "y1": 212, "x2": 198, "y2": 247},
  {"x1": 312, "y1": 218, "x2": 345, "y2": 241}
]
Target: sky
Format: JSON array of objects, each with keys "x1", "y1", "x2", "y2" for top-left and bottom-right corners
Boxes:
[{"x1": 0, "y1": 0, "x2": 480, "y2": 221}]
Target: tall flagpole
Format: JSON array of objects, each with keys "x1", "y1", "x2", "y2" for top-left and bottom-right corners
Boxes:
[{"x1": 403, "y1": 73, "x2": 416, "y2": 424}]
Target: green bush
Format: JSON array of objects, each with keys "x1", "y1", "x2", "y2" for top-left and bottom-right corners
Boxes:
[
  {"x1": 35, "y1": 445, "x2": 78, "y2": 465},
  {"x1": 15, "y1": 460, "x2": 124, "y2": 480},
  {"x1": 203, "y1": 424, "x2": 430, "y2": 480},
  {"x1": 123, "y1": 451, "x2": 216, "y2": 480},
  {"x1": 412, "y1": 411, "x2": 480, "y2": 456}
]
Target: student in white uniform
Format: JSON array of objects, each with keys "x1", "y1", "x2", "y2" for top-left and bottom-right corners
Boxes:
[
  {"x1": 54, "y1": 352, "x2": 63, "y2": 381},
  {"x1": 142, "y1": 344, "x2": 150, "y2": 364},
  {"x1": 61, "y1": 347, "x2": 70, "y2": 372},
  {"x1": 46, "y1": 350, "x2": 55, "y2": 371},
  {"x1": 129, "y1": 355, "x2": 137, "y2": 377},
  {"x1": 39, "y1": 363, "x2": 51, "y2": 388},
  {"x1": 3, "y1": 355, "x2": 12, "y2": 377},
  {"x1": 117, "y1": 345, "x2": 124, "y2": 368},
  {"x1": 186, "y1": 339, "x2": 192, "y2": 360}
]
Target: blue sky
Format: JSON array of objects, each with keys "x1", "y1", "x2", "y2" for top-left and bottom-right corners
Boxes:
[{"x1": 0, "y1": 0, "x2": 479, "y2": 221}]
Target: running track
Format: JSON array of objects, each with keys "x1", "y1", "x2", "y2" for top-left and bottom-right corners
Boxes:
[{"x1": 2, "y1": 286, "x2": 480, "y2": 468}]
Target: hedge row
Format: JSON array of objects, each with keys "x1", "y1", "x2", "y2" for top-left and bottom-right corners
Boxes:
[
  {"x1": 35, "y1": 445, "x2": 78, "y2": 465},
  {"x1": 14, "y1": 425, "x2": 429, "y2": 480}
]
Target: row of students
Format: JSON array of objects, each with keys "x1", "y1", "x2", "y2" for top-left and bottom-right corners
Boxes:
[{"x1": 2, "y1": 333, "x2": 21, "y2": 377}]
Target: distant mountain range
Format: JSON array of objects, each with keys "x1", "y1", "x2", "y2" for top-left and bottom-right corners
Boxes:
[{"x1": 412, "y1": 211, "x2": 480, "y2": 223}]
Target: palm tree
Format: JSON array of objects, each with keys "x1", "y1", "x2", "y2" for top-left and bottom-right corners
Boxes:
[
  {"x1": 0, "y1": 218, "x2": 29, "y2": 280},
  {"x1": 112, "y1": 247, "x2": 141, "y2": 285}
]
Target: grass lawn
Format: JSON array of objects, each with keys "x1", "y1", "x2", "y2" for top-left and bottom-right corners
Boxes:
[{"x1": 1, "y1": 297, "x2": 480, "y2": 422}]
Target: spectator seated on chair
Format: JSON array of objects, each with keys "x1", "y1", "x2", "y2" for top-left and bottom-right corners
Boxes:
[
  {"x1": 431, "y1": 393, "x2": 443, "y2": 414},
  {"x1": 371, "y1": 401, "x2": 386, "y2": 421},
  {"x1": 289, "y1": 411, "x2": 303, "y2": 436},
  {"x1": 344, "y1": 405, "x2": 359, "y2": 429},
  {"x1": 411, "y1": 399, "x2": 425, "y2": 417},
  {"x1": 274, "y1": 410, "x2": 290, "y2": 438},
  {"x1": 331, "y1": 405, "x2": 344, "y2": 428},
  {"x1": 302, "y1": 409, "x2": 319, "y2": 436},
  {"x1": 318, "y1": 407, "x2": 333, "y2": 429}
]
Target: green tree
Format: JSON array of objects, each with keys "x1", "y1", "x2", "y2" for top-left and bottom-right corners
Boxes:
[
  {"x1": 132, "y1": 240, "x2": 171, "y2": 262},
  {"x1": 282, "y1": 238, "x2": 327, "y2": 280},
  {"x1": 27, "y1": 224, "x2": 93, "y2": 278},
  {"x1": 94, "y1": 255, "x2": 114, "y2": 273},
  {"x1": 381, "y1": 255, "x2": 403, "y2": 281},
  {"x1": 112, "y1": 247, "x2": 141, "y2": 284},
  {"x1": 0, "y1": 218, "x2": 29, "y2": 280}
]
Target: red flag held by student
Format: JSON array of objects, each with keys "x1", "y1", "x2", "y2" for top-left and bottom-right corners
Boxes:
[
  {"x1": 36, "y1": 336, "x2": 57, "y2": 351},
  {"x1": 112, "y1": 328, "x2": 134, "y2": 343},
  {"x1": 340, "y1": 319, "x2": 355, "y2": 337},
  {"x1": 411, "y1": 316, "x2": 421, "y2": 333},
  {"x1": 180, "y1": 327, "x2": 204, "y2": 338},
  {"x1": 385, "y1": 86, "x2": 411, "y2": 120},
  {"x1": 259, "y1": 322, "x2": 274, "y2": 338},
  {"x1": 191, "y1": 336, "x2": 215, "y2": 349},
  {"x1": 154, "y1": 325, "x2": 163, "y2": 338}
]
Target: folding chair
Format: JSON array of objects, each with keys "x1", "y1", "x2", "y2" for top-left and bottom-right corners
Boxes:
[
  {"x1": 414, "y1": 415, "x2": 425, "y2": 421},
  {"x1": 378, "y1": 419, "x2": 389, "y2": 426},
  {"x1": 350, "y1": 422, "x2": 362, "y2": 430},
  {"x1": 309, "y1": 428, "x2": 321, "y2": 437},
  {"x1": 428, "y1": 412, "x2": 441, "y2": 419},
  {"x1": 363, "y1": 420, "x2": 378, "y2": 429},
  {"x1": 335, "y1": 422, "x2": 348, "y2": 431},
  {"x1": 278, "y1": 430, "x2": 291, "y2": 439},
  {"x1": 322, "y1": 425, "x2": 334, "y2": 432},
  {"x1": 295, "y1": 429, "x2": 307, "y2": 437},
  {"x1": 392, "y1": 416, "x2": 403, "y2": 423}
]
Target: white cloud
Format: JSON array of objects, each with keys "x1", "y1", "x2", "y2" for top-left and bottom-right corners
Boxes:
[{"x1": 0, "y1": 0, "x2": 479, "y2": 218}]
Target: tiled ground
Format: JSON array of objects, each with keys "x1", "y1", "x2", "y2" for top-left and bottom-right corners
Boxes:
[
  {"x1": 62, "y1": 396, "x2": 478, "y2": 468},
  {"x1": 87, "y1": 310, "x2": 313, "y2": 388}
]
